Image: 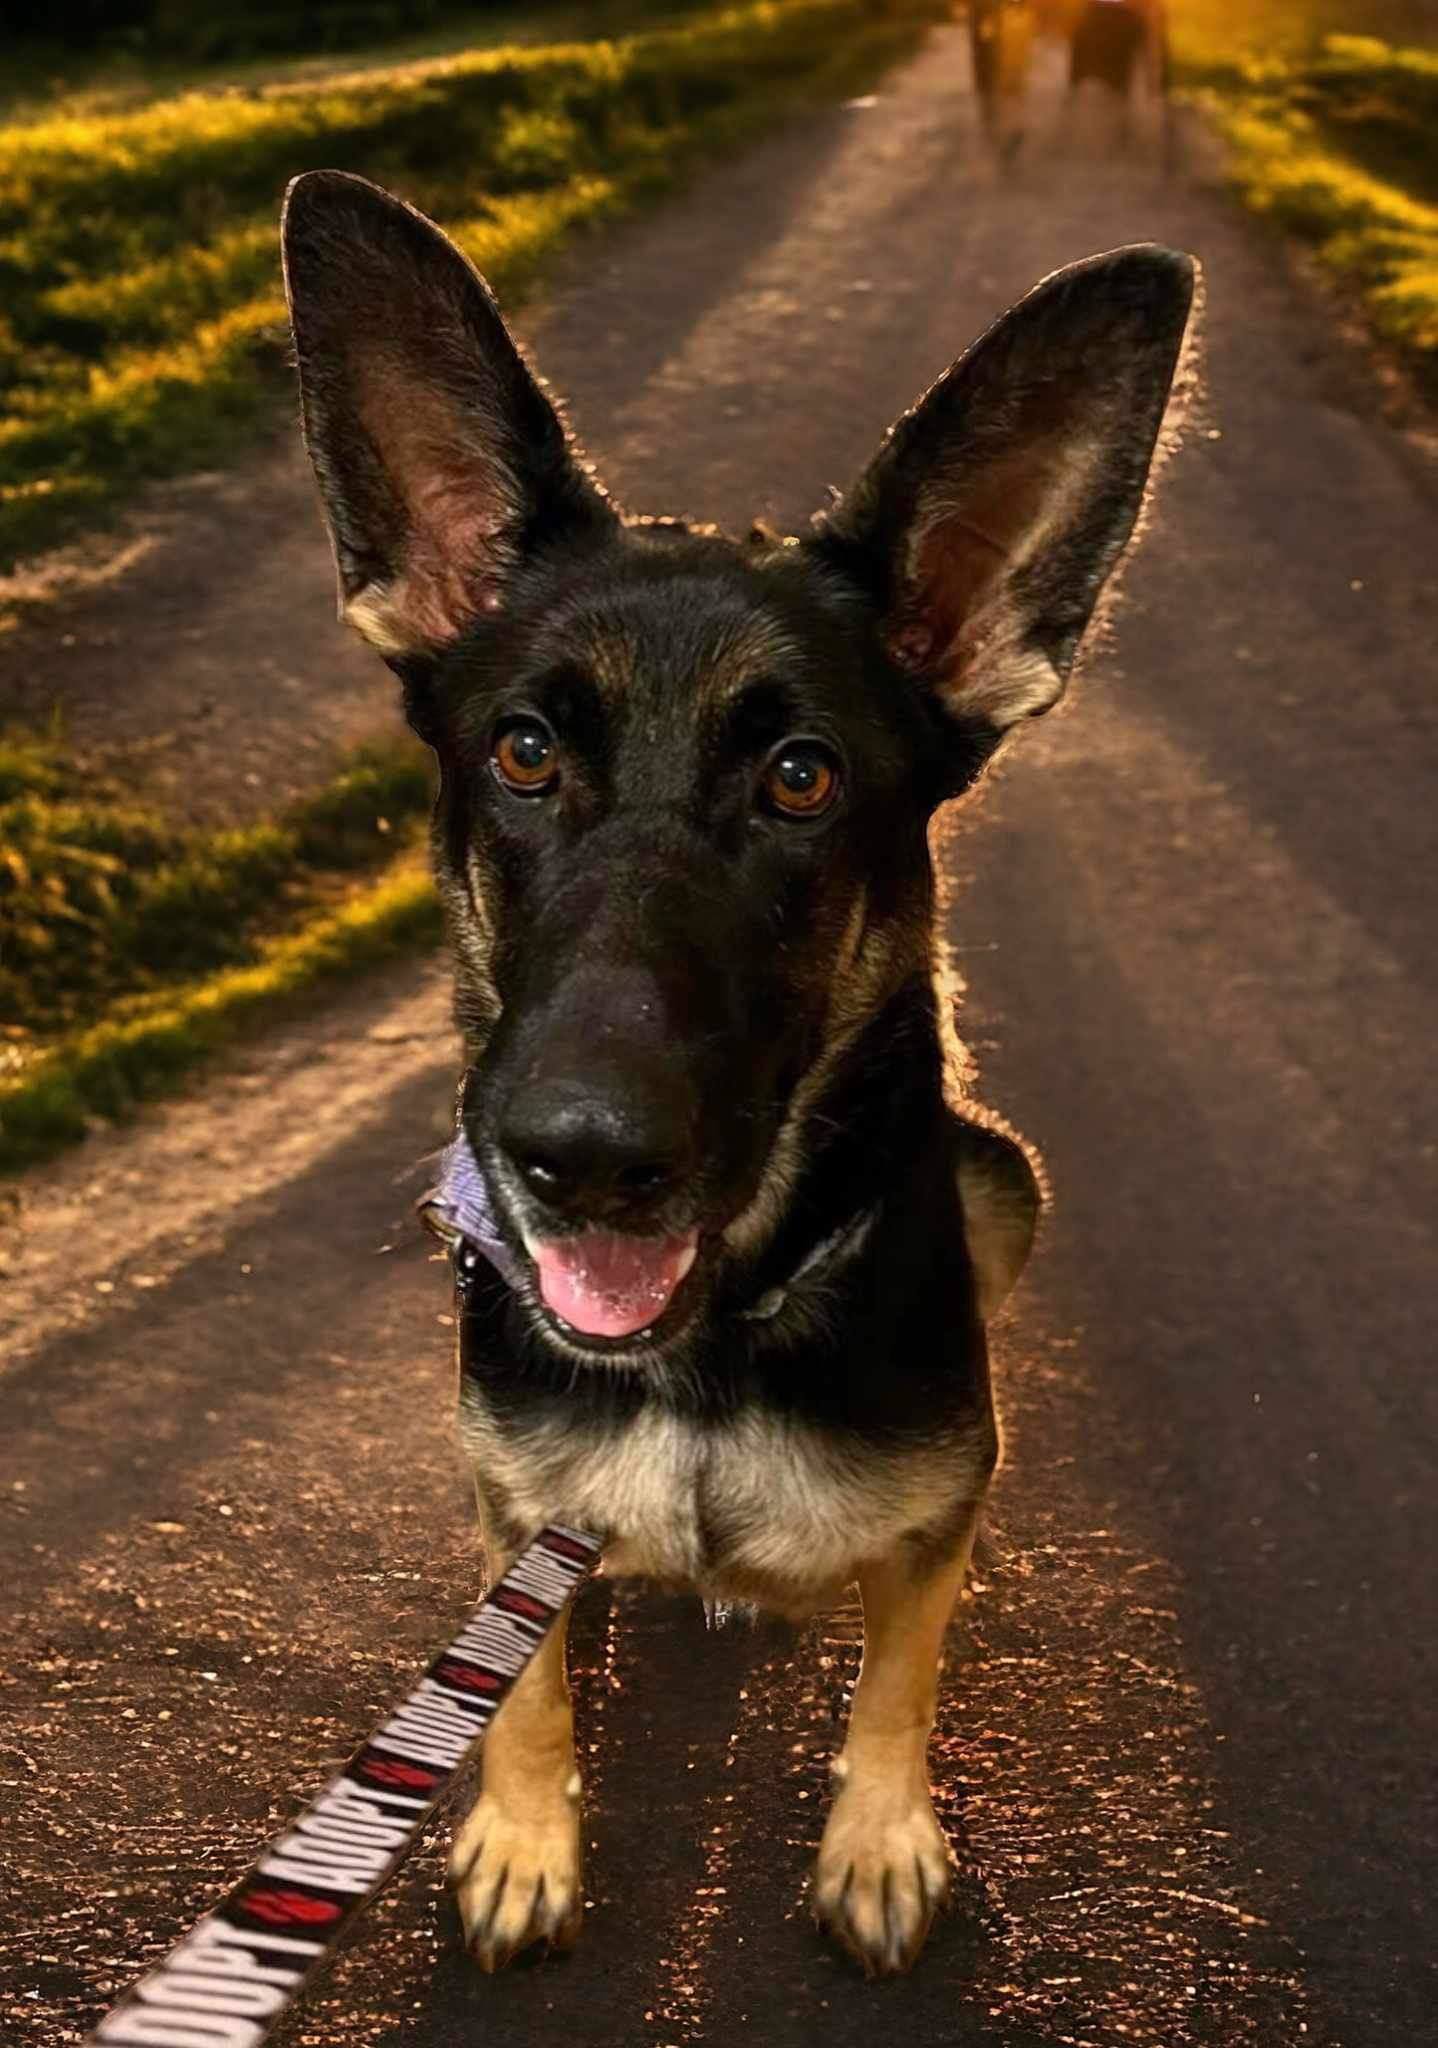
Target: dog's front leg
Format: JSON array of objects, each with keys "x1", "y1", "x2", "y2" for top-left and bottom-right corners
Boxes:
[
  {"x1": 813, "y1": 1514, "x2": 979, "y2": 1975},
  {"x1": 449, "y1": 1568, "x2": 582, "y2": 1970}
]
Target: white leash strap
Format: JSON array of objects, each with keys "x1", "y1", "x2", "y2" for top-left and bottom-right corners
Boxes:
[{"x1": 86, "y1": 1524, "x2": 602, "y2": 2047}]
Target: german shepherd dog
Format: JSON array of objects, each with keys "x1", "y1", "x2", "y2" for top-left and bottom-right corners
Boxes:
[{"x1": 282, "y1": 171, "x2": 1194, "y2": 1978}]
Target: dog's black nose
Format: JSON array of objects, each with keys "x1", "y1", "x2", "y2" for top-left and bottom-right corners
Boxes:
[{"x1": 499, "y1": 1080, "x2": 693, "y2": 1222}]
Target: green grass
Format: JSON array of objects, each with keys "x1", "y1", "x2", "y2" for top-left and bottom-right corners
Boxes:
[
  {"x1": 1169, "y1": 0, "x2": 1435, "y2": 70},
  {"x1": 0, "y1": 0, "x2": 940, "y2": 569},
  {"x1": 0, "y1": 724, "x2": 442, "y2": 1171},
  {"x1": 0, "y1": 856, "x2": 442, "y2": 1173},
  {"x1": 0, "y1": 727, "x2": 436, "y2": 1040},
  {"x1": 1171, "y1": 7, "x2": 1438, "y2": 376},
  {"x1": 0, "y1": 2, "x2": 705, "y2": 120}
]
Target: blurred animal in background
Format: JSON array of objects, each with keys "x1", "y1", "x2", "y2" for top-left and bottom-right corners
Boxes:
[
  {"x1": 1068, "y1": 0, "x2": 1170, "y2": 144},
  {"x1": 968, "y1": 0, "x2": 1038, "y2": 162}
]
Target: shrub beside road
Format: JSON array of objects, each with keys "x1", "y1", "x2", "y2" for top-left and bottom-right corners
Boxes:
[{"x1": 1173, "y1": 4, "x2": 1438, "y2": 380}]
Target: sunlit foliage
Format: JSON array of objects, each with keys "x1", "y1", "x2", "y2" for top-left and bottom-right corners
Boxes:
[
  {"x1": 0, "y1": 725, "x2": 443, "y2": 1167},
  {"x1": 0, "y1": 729, "x2": 434, "y2": 1035},
  {"x1": 0, "y1": 851, "x2": 441, "y2": 1172},
  {"x1": 1170, "y1": 0, "x2": 1435, "y2": 69},
  {"x1": 1173, "y1": 12, "x2": 1438, "y2": 376}
]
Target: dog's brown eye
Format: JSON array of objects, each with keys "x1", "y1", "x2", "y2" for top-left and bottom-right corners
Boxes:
[
  {"x1": 760, "y1": 740, "x2": 840, "y2": 820},
  {"x1": 491, "y1": 719, "x2": 557, "y2": 795}
]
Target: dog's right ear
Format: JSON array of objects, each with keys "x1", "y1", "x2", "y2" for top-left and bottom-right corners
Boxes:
[
  {"x1": 811, "y1": 245, "x2": 1195, "y2": 796},
  {"x1": 282, "y1": 171, "x2": 613, "y2": 666}
]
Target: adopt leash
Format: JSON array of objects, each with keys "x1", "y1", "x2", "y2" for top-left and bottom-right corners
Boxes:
[{"x1": 85, "y1": 1523, "x2": 601, "y2": 2047}]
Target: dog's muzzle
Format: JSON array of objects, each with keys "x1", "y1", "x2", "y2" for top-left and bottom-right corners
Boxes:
[{"x1": 420, "y1": 1126, "x2": 876, "y2": 1336}]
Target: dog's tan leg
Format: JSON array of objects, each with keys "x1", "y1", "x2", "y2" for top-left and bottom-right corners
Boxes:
[
  {"x1": 813, "y1": 1511, "x2": 980, "y2": 1976},
  {"x1": 449, "y1": 1566, "x2": 582, "y2": 1970}
]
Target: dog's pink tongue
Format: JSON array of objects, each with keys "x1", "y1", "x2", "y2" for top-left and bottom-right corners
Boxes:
[{"x1": 533, "y1": 1230, "x2": 698, "y2": 1338}]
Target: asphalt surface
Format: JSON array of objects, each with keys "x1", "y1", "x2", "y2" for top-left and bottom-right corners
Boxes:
[{"x1": 3, "y1": 27, "x2": 1436, "y2": 2048}]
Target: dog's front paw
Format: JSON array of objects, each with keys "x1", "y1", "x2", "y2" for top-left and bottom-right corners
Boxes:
[
  {"x1": 449, "y1": 1774, "x2": 583, "y2": 1971},
  {"x1": 812, "y1": 1764, "x2": 953, "y2": 1977}
]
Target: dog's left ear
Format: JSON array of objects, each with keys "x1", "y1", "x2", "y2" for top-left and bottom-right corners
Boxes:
[{"x1": 811, "y1": 245, "x2": 1196, "y2": 793}]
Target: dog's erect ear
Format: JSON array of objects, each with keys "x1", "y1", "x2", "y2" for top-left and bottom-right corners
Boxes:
[
  {"x1": 282, "y1": 170, "x2": 612, "y2": 660},
  {"x1": 812, "y1": 245, "x2": 1196, "y2": 790}
]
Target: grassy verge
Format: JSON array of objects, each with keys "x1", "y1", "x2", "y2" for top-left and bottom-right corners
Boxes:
[
  {"x1": 1171, "y1": 6, "x2": 1438, "y2": 380},
  {"x1": 1, "y1": 3, "x2": 706, "y2": 118},
  {"x1": 0, "y1": 726, "x2": 443, "y2": 1170},
  {"x1": 0, "y1": 857, "x2": 441, "y2": 1173},
  {"x1": 0, "y1": 0, "x2": 940, "y2": 569},
  {"x1": 0, "y1": 729, "x2": 435, "y2": 1035}
]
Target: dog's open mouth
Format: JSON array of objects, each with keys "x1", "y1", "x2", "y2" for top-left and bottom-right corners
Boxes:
[{"x1": 527, "y1": 1228, "x2": 700, "y2": 1340}]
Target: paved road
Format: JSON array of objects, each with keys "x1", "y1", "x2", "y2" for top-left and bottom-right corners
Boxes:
[{"x1": 3, "y1": 27, "x2": 1436, "y2": 2048}]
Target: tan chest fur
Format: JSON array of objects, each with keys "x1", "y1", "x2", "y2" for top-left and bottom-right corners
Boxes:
[{"x1": 458, "y1": 1388, "x2": 992, "y2": 1614}]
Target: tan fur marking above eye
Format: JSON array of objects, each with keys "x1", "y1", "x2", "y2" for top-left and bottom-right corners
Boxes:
[
  {"x1": 708, "y1": 616, "x2": 805, "y2": 702},
  {"x1": 576, "y1": 616, "x2": 637, "y2": 697}
]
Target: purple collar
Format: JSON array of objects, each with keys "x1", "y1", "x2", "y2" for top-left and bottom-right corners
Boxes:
[{"x1": 418, "y1": 1132, "x2": 524, "y2": 1287}]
